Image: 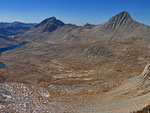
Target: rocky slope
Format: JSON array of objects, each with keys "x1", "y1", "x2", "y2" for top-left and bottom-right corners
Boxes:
[
  {"x1": 132, "y1": 105, "x2": 150, "y2": 113},
  {"x1": 140, "y1": 61, "x2": 150, "y2": 88}
]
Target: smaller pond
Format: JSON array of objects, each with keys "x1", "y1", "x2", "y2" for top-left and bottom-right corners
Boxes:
[
  {"x1": 0, "y1": 41, "x2": 28, "y2": 69},
  {"x1": 0, "y1": 62, "x2": 5, "y2": 68}
]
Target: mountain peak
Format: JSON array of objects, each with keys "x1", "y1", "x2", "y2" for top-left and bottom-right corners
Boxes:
[
  {"x1": 13, "y1": 21, "x2": 21, "y2": 23},
  {"x1": 105, "y1": 11, "x2": 133, "y2": 31},
  {"x1": 111, "y1": 11, "x2": 132, "y2": 20},
  {"x1": 36, "y1": 17, "x2": 65, "y2": 32},
  {"x1": 83, "y1": 23, "x2": 95, "y2": 29},
  {"x1": 117, "y1": 11, "x2": 131, "y2": 17},
  {"x1": 48, "y1": 16, "x2": 56, "y2": 21}
]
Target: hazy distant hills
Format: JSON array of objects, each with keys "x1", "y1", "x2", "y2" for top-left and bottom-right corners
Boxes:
[{"x1": 0, "y1": 21, "x2": 35, "y2": 36}]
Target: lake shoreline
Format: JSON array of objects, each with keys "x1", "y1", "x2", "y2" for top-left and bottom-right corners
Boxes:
[{"x1": 0, "y1": 41, "x2": 28, "y2": 69}]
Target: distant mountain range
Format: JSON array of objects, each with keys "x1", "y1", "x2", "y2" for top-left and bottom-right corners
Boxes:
[
  {"x1": 0, "y1": 21, "x2": 36, "y2": 36},
  {"x1": 1, "y1": 11, "x2": 150, "y2": 48},
  {"x1": 17, "y1": 11, "x2": 150, "y2": 46}
]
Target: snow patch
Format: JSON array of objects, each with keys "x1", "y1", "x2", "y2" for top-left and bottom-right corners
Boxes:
[{"x1": 40, "y1": 91, "x2": 50, "y2": 98}]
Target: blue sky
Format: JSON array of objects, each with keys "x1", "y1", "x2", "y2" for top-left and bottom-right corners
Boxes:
[{"x1": 0, "y1": 0, "x2": 150, "y2": 25}]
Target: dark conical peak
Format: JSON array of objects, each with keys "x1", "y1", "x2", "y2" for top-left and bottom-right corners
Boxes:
[
  {"x1": 106, "y1": 11, "x2": 134, "y2": 31},
  {"x1": 83, "y1": 23, "x2": 95, "y2": 29},
  {"x1": 36, "y1": 16, "x2": 65, "y2": 32},
  {"x1": 84, "y1": 23, "x2": 91, "y2": 26},
  {"x1": 37, "y1": 16, "x2": 62, "y2": 26},
  {"x1": 13, "y1": 21, "x2": 21, "y2": 24}
]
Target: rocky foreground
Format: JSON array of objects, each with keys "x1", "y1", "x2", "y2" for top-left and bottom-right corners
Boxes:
[
  {"x1": 1, "y1": 62, "x2": 150, "y2": 113},
  {"x1": 0, "y1": 83, "x2": 83, "y2": 113}
]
